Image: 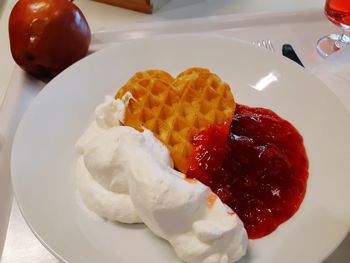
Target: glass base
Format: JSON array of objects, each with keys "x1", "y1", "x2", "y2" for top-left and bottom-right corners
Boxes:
[{"x1": 317, "y1": 33, "x2": 350, "y2": 58}]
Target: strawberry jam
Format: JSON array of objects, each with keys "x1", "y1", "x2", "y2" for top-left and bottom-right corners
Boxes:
[{"x1": 187, "y1": 104, "x2": 308, "y2": 239}]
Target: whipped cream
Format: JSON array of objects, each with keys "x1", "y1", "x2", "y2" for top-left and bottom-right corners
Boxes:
[
  {"x1": 125, "y1": 138, "x2": 248, "y2": 263},
  {"x1": 76, "y1": 95, "x2": 248, "y2": 262},
  {"x1": 76, "y1": 94, "x2": 141, "y2": 223},
  {"x1": 76, "y1": 94, "x2": 132, "y2": 153}
]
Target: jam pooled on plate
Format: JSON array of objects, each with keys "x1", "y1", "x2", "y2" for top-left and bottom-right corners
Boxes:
[{"x1": 187, "y1": 104, "x2": 309, "y2": 239}]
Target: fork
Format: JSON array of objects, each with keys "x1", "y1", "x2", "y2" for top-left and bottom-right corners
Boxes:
[
  {"x1": 253, "y1": 40, "x2": 275, "y2": 52},
  {"x1": 253, "y1": 40, "x2": 305, "y2": 67}
]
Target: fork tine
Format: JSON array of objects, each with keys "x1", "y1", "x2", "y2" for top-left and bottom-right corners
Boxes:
[
  {"x1": 253, "y1": 40, "x2": 275, "y2": 52},
  {"x1": 267, "y1": 40, "x2": 275, "y2": 52}
]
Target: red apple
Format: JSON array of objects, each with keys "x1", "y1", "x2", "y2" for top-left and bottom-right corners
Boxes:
[{"x1": 8, "y1": 0, "x2": 91, "y2": 79}]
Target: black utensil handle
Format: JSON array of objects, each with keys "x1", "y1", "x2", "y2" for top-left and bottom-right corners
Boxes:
[{"x1": 282, "y1": 44, "x2": 304, "y2": 67}]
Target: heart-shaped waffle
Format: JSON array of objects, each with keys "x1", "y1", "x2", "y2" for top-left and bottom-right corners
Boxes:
[{"x1": 115, "y1": 68, "x2": 236, "y2": 173}]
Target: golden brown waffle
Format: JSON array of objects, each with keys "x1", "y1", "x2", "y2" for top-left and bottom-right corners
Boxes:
[
  {"x1": 115, "y1": 68, "x2": 235, "y2": 173},
  {"x1": 128, "y1": 69, "x2": 174, "y2": 84}
]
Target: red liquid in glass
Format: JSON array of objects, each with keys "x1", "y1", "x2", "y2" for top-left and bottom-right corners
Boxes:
[
  {"x1": 187, "y1": 104, "x2": 309, "y2": 239},
  {"x1": 325, "y1": 0, "x2": 350, "y2": 27}
]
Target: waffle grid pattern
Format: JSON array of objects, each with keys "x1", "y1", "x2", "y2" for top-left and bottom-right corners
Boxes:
[{"x1": 115, "y1": 68, "x2": 235, "y2": 173}]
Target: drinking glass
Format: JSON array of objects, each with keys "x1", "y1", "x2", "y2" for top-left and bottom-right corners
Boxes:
[{"x1": 317, "y1": 0, "x2": 350, "y2": 57}]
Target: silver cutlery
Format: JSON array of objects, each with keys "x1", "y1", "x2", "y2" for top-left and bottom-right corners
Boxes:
[{"x1": 254, "y1": 40, "x2": 304, "y2": 67}]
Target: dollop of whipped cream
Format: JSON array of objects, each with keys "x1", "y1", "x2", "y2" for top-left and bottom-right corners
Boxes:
[
  {"x1": 76, "y1": 94, "x2": 142, "y2": 223},
  {"x1": 76, "y1": 95, "x2": 248, "y2": 262}
]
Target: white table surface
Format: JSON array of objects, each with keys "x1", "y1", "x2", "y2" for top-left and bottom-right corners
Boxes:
[
  {"x1": 3, "y1": 0, "x2": 350, "y2": 262},
  {"x1": 0, "y1": 0, "x2": 325, "y2": 108}
]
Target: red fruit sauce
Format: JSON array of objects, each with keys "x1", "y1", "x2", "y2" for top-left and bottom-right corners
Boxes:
[{"x1": 187, "y1": 104, "x2": 309, "y2": 239}]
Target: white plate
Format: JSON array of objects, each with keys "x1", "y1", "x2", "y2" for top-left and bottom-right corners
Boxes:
[{"x1": 11, "y1": 35, "x2": 350, "y2": 263}]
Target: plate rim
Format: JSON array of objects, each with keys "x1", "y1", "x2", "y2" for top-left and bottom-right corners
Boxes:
[{"x1": 11, "y1": 33, "x2": 350, "y2": 263}]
